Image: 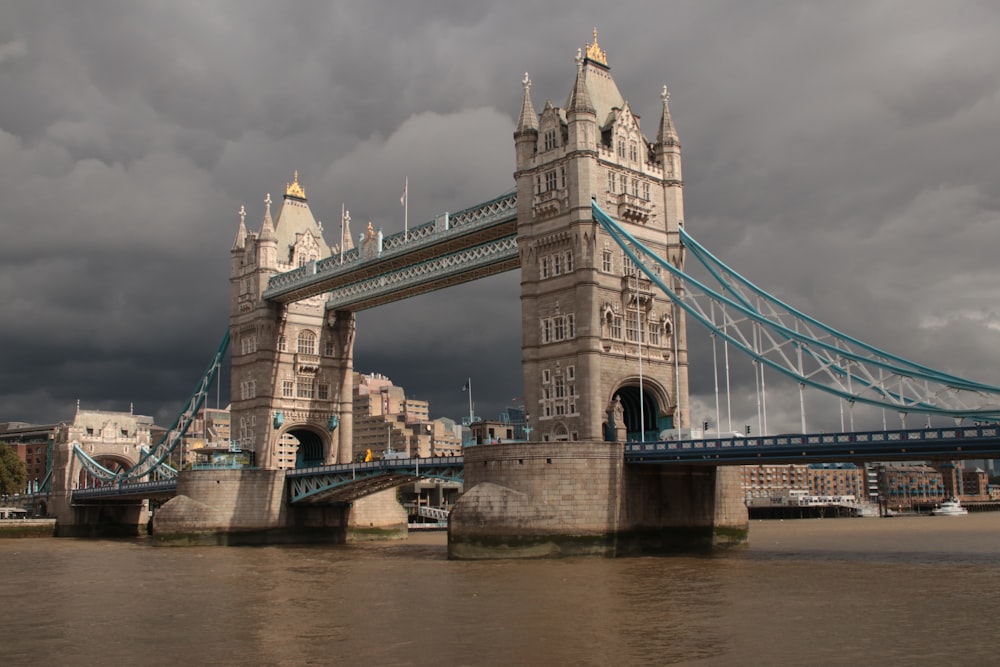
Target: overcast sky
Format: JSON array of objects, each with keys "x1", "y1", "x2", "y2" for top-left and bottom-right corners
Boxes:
[{"x1": 2, "y1": 1, "x2": 1000, "y2": 435}]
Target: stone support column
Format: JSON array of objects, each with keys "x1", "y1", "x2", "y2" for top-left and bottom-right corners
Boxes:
[{"x1": 332, "y1": 310, "x2": 356, "y2": 464}]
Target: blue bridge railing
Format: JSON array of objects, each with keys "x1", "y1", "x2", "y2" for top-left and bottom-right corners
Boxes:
[{"x1": 625, "y1": 425, "x2": 1000, "y2": 465}]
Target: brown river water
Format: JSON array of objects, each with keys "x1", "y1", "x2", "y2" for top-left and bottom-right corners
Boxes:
[{"x1": 3, "y1": 513, "x2": 1000, "y2": 666}]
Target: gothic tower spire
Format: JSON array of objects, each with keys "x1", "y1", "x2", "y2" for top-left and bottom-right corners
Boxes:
[
  {"x1": 232, "y1": 204, "x2": 247, "y2": 251},
  {"x1": 656, "y1": 85, "x2": 680, "y2": 150},
  {"x1": 567, "y1": 48, "x2": 595, "y2": 117},
  {"x1": 515, "y1": 72, "x2": 539, "y2": 135}
]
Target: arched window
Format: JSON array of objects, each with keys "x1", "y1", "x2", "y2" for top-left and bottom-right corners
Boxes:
[{"x1": 297, "y1": 330, "x2": 317, "y2": 355}]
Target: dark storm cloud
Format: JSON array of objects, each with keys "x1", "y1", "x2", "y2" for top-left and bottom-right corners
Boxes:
[{"x1": 2, "y1": 1, "x2": 1000, "y2": 435}]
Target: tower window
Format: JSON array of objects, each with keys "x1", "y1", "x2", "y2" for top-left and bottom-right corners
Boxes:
[
  {"x1": 545, "y1": 170, "x2": 557, "y2": 191},
  {"x1": 626, "y1": 310, "x2": 640, "y2": 342},
  {"x1": 608, "y1": 171, "x2": 615, "y2": 193},
  {"x1": 297, "y1": 379, "x2": 315, "y2": 399},
  {"x1": 544, "y1": 130, "x2": 557, "y2": 151},
  {"x1": 297, "y1": 330, "x2": 317, "y2": 355},
  {"x1": 602, "y1": 250, "x2": 613, "y2": 273}
]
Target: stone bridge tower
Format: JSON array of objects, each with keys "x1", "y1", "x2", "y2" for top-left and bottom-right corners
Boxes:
[
  {"x1": 450, "y1": 32, "x2": 747, "y2": 559},
  {"x1": 229, "y1": 174, "x2": 355, "y2": 470},
  {"x1": 515, "y1": 30, "x2": 690, "y2": 443}
]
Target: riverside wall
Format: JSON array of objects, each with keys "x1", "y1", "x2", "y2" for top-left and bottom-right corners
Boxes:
[{"x1": 448, "y1": 441, "x2": 748, "y2": 559}]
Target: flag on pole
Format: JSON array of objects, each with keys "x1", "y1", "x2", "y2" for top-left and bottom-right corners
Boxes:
[
  {"x1": 462, "y1": 381, "x2": 469, "y2": 391},
  {"x1": 400, "y1": 177, "x2": 408, "y2": 207}
]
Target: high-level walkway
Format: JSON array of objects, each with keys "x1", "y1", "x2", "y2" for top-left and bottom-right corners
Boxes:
[{"x1": 263, "y1": 193, "x2": 517, "y2": 309}]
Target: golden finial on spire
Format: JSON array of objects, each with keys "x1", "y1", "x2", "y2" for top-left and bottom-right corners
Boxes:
[
  {"x1": 585, "y1": 27, "x2": 607, "y2": 66},
  {"x1": 285, "y1": 170, "x2": 306, "y2": 199}
]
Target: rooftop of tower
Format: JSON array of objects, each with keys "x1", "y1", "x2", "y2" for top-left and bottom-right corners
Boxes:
[{"x1": 564, "y1": 28, "x2": 627, "y2": 129}]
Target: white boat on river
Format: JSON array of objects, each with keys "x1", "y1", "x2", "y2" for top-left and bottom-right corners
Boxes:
[{"x1": 931, "y1": 499, "x2": 969, "y2": 516}]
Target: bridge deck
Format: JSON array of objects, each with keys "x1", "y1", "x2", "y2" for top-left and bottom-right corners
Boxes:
[
  {"x1": 263, "y1": 193, "x2": 518, "y2": 308},
  {"x1": 625, "y1": 425, "x2": 1000, "y2": 465},
  {"x1": 65, "y1": 427, "x2": 1000, "y2": 505}
]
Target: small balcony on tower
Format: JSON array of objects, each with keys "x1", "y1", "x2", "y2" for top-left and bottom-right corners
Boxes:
[
  {"x1": 621, "y1": 273, "x2": 654, "y2": 308},
  {"x1": 614, "y1": 191, "x2": 652, "y2": 224},
  {"x1": 532, "y1": 188, "x2": 567, "y2": 219},
  {"x1": 295, "y1": 353, "x2": 321, "y2": 375}
]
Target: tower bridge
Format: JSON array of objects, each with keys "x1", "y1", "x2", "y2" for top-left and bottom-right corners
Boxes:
[{"x1": 40, "y1": 31, "x2": 1000, "y2": 554}]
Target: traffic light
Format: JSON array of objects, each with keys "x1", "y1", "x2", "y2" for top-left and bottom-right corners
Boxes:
[{"x1": 745, "y1": 425, "x2": 751, "y2": 435}]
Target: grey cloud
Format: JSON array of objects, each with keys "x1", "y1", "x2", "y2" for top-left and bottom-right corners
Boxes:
[{"x1": 2, "y1": 1, "x2": 1000, "y2": 435}]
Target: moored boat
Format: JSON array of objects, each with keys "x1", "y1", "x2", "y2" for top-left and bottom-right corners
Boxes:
[{"x1": 931, "y1": 499, "x2": 968, "y2": 516}]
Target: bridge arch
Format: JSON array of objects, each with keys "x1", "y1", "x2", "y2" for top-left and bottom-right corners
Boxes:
[
  {"x1": 611, "y1": 379, "x2": 673, "y2": 442},
  {"x1": 75, "y1": 455, "x2": 132, "y2": 488},
  {"x1": 276, "y1": 423, "x2": 331, "y2": 469}
]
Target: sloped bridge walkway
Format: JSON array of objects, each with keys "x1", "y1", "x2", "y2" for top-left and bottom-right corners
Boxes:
[{"x1": 286, "y1": 456, "x2": 465, "y2": 503}]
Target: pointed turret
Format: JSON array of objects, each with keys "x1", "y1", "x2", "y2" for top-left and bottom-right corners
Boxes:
[
  {"x1": 515, "y1": 73, "x2": 539, "y2": 168},
  {"x1": 655, "y1": 85, "x2": 683, "y2": 186},
  {"x1": 257, "y1": 193, "x2": 278, "y2": 269},
  {"x1": 567, "y1": 49, "x2": 595, "y2": 117},
  {"x1": 656, "y1": 85, "x2": 680, "y2": 149},
  {"x1": 259, "y1": 193, "x2": 277, "y2": 242},
  {"x1": 515, "y1": 72, "x2": 539, "y2": 135},
  {"x1": 232, "y1": 204, "x2": 247, "y2": 252}
]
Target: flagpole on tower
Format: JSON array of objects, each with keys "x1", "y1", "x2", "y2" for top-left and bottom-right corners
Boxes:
[
  {"x1": 463, "y1": 377, "x2": 473, "y2": 425},
  {"x1": 401, "y1": 177, "x2": 408, "y2": 239}
]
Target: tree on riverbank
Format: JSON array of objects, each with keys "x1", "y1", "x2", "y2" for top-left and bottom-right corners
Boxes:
[{"x1": 0, "y1": 444, "x2": 28, "y2": 496}]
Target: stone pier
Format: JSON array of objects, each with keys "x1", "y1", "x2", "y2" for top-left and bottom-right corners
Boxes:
[
  {"x1": 448, "y1": 442, "x2": 748, "y2": 559},
  {"x1": 151, "y1": 469, "x2": 406, "y2": 545}
]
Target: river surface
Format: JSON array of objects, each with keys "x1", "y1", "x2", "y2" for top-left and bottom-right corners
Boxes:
[{"x1": 3, "y1": 514, "x2": 1000, "y2": 666}]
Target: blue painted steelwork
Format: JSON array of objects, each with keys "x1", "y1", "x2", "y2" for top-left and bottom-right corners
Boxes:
[
  {"x1": 625, "y1": 425, "x2": 1000, "y2": 465},
  {"x1": 70, "y1": 330, "x2": 231, "y2": 484},
  {"x1": 286, "y1": 456, "x2": 464, "y2": 503},
  {"x1": 591, "y1": 201, "x2": 1000, "y2": 421},
  {"x1": 72, "y1": 479, "x2": 178, "y2": 503},
  {"x1": 262, "y1": 192, "x2": 518, "y2": 307},
  {"x1": 322, "y1": 236, "x2": 518, "y2": 311}
]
